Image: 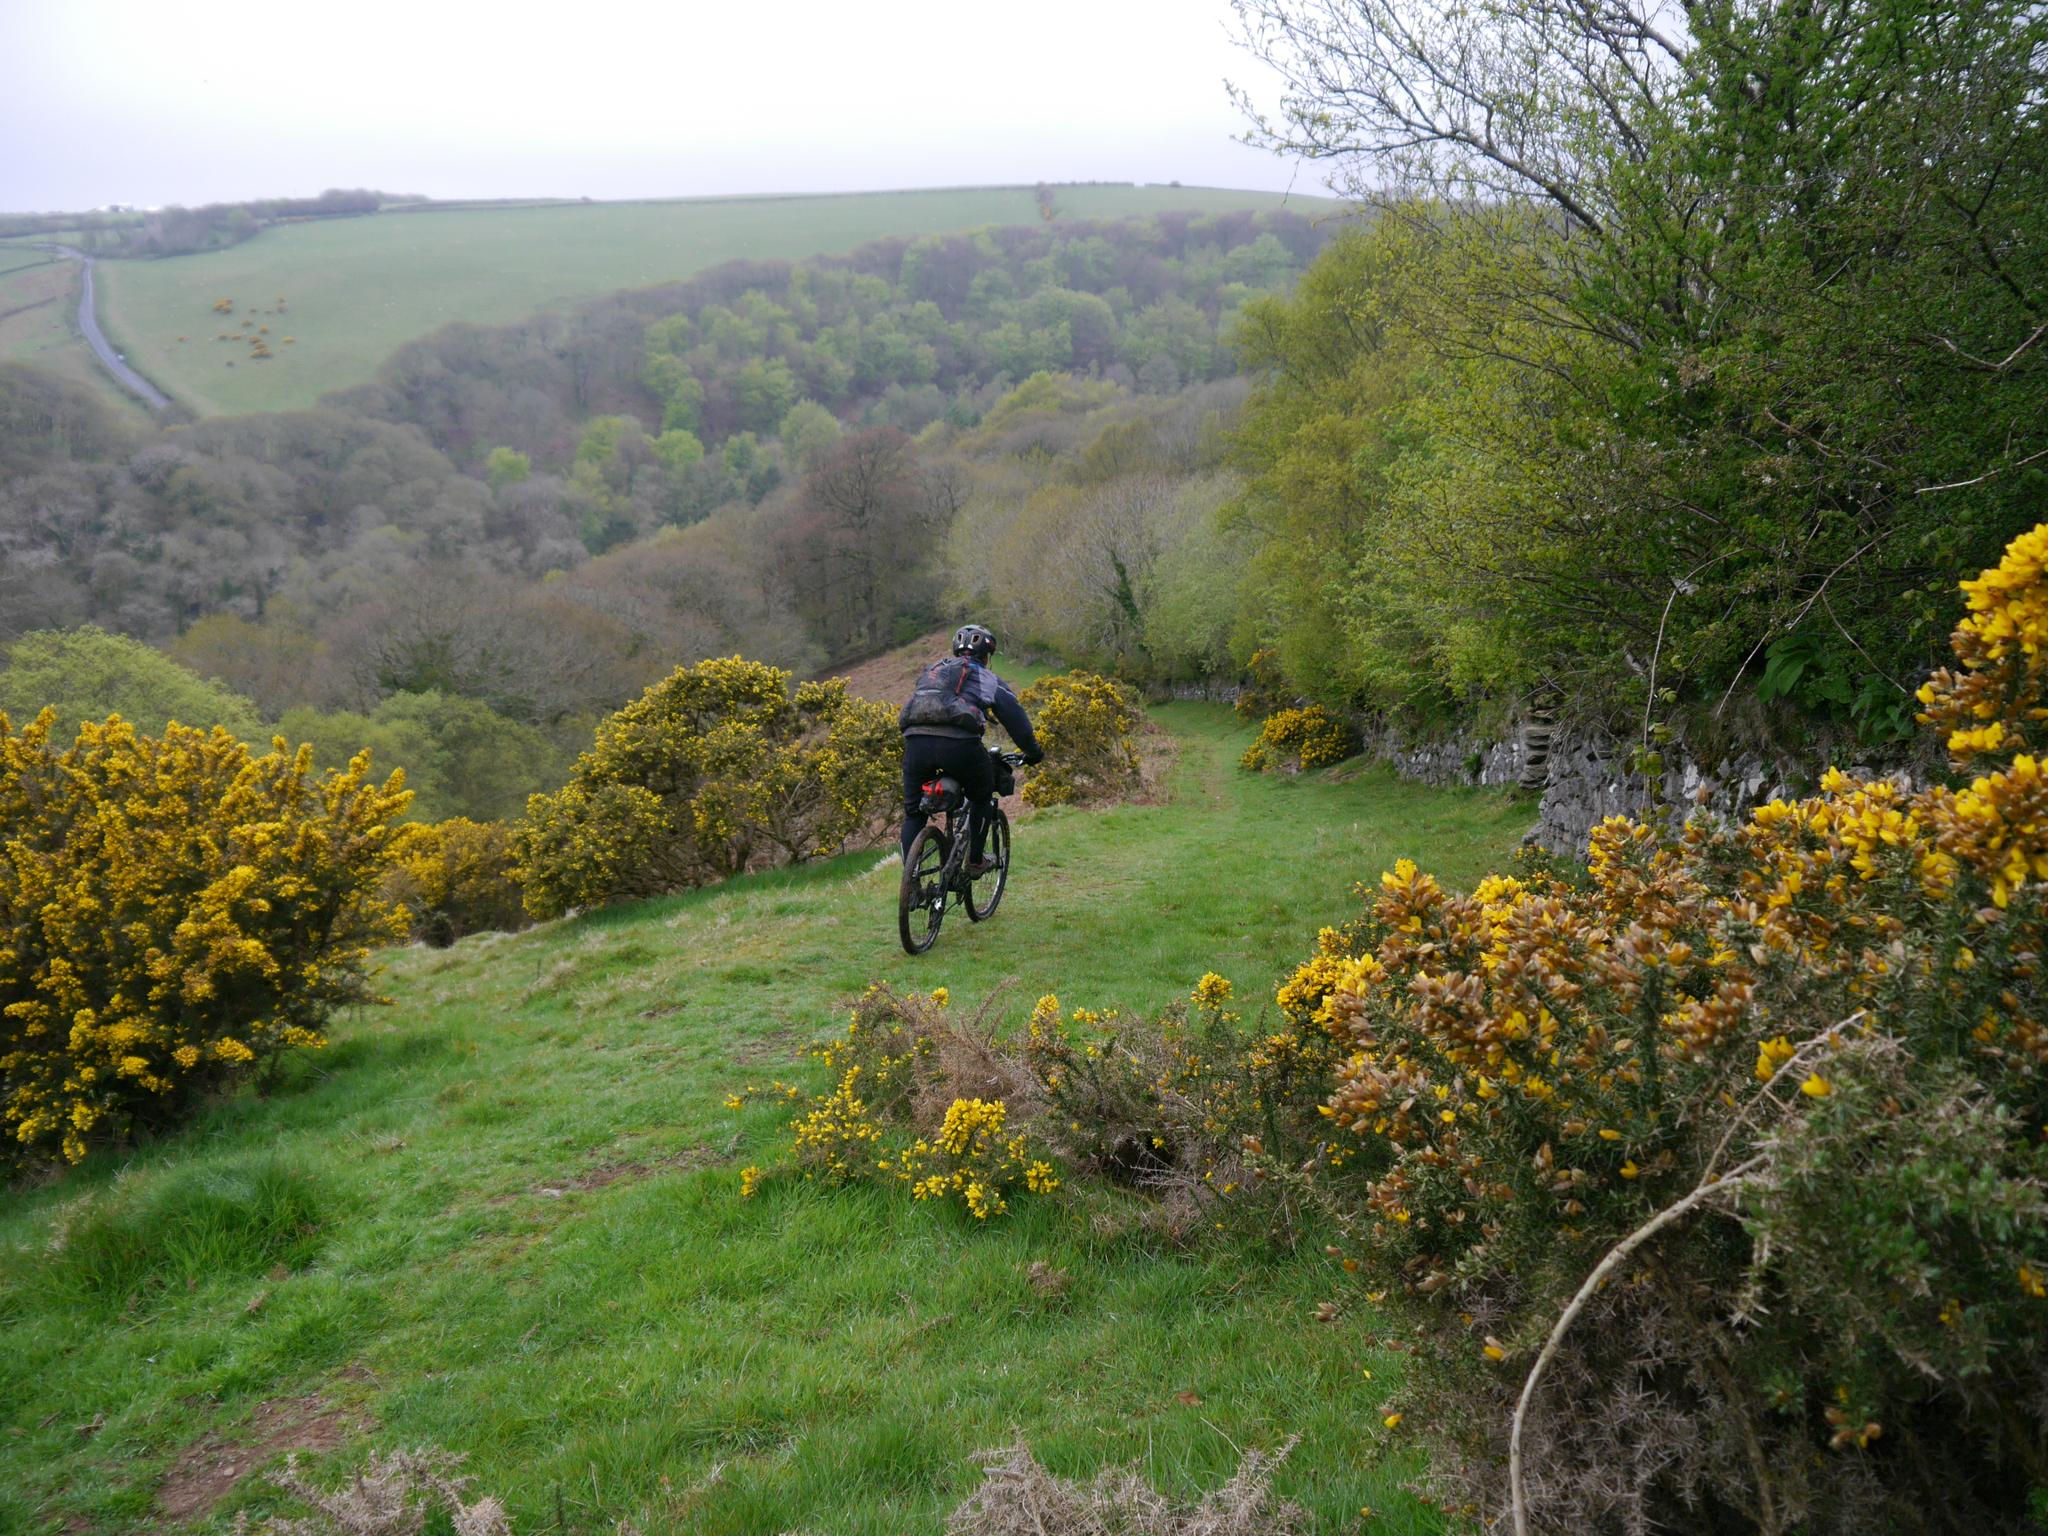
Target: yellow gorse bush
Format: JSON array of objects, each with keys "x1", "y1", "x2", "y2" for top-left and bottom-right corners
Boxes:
[
  {"x1": 897, "y1": 1097, "x2": 1059, "y2": 1219},
  {"x1": 382, "y1": 817, "x2": 525, "y2": 946},
  {"x1": 728, "y1": 984, "x2": 1060, "y2": 1220},
  {"x1": 0, "y1": 711, "x2": 410, "y2": 1167},
  {"x1": 1015, "y1": 670, "x2": 1144, "y2": 808},
  {"x1": 1271, "y1": 522, "x2": 2048, "y2": 1526},
  {"x1": 1240, "y1": 704, "x2": 1357, "y2": 773},
  {"x1": 515, "y1": 657, "x2": 897, "y2": 917}
]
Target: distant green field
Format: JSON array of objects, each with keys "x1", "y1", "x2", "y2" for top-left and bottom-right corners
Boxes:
[
  {"x1": 0, "y1": 253, "x2": 154, "y2": 429},
  {"x1": 0, "y1": 252, "x2": 78, "y2": 366},
  {"x1": 95, "y1": 185, "x2": 1340, "y2": 418}
]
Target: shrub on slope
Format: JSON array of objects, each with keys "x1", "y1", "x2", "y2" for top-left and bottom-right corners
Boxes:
[
  {"x1": 514, "y1": 656, "x2": 896, "y2": 917},
  {"x1": 0, "y1": 713, "x2": 410, "y2": 1167},
  {"x1": 1277, "y1": 523, "x2": 2048, "y2": 1531}
]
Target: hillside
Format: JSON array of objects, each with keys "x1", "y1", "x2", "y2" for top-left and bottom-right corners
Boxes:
[
  {"x1": 0, "y1": 250, "x2": 155, "y2": 430},
  {"x1": 90, "y1": 185, "x2": 1337, "y2": 417},
  {"x1": 0, "y1": 703, "x2": 1526, "y2": 1534}
]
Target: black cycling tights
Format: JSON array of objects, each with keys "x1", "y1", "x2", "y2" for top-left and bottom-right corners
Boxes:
[{"x1": 901, "y1": 736, "x2": 996, "y2": 860}]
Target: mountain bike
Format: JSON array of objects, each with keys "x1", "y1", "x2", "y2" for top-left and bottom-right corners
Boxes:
[{"x1": 898, "y1": 748, "x2": 1026, "y2": 955}]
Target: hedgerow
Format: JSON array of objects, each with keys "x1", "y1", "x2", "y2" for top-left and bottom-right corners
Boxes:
[
  {"x1": 1015, "y1": 671, "x2": 1144, "y2": 808},
  {"x1": 0, "y1": 713, "x2": 410, "y2": 1168},
  {"x1": 513, "y1": 657, "x2": 896, "y2": 917}
]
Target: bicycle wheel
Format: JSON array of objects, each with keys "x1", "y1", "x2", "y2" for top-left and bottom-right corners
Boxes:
[
  {"x1": 965, "y1": 807, "x2": 1010, "y2": 922},
  {"x1": 899, "y1": 823, "x2": 950, "y2": 955}
]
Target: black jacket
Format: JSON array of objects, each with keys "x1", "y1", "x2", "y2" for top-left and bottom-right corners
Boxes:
[{"x1": 902, "y1": 661, "x2": 1043, "y2": 762}]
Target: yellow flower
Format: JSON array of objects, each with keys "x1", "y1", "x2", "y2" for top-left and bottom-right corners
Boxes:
[
  {"x1": 1800, "y1": 1074, "x2": 1832, "y2": 1099},
  {"x1": 1382, "y1": 1413, "x2": 1403, "y2": 1429},
  {"x1": 1755, "y1": 1036, "x2": 1797, "y2": 1082}
]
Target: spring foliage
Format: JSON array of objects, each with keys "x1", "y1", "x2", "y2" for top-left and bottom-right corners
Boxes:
[
  {"x1": 1015, "y1": 671, "x2": 1143, "y2": 807},
  {"x1": 1271, "y1": 522, "x2": 2048, "y2": 1529},
  {"x1": 0, "y1": 712, "x2": 410, "y2": 1167},
  {"x1": 513, "y1": 657, "x2": 896, "y2": 917}
]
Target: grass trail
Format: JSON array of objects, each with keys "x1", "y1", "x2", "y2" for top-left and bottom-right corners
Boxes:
[{"x1": 0, "y1": 704, "x2": 1527, "y2": 1534}]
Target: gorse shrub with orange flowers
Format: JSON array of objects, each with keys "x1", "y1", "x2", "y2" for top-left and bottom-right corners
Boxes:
[
  {"x1": 1240, "y1": 704, "x2": 1358, "y2": 774},
  {"x1": 1288, "y1": 523, "x2": 2048, "y2": 1533},
  {"x1": 514, "y1": 657, "x2": 896, "y2": 917},
  {"x1": 0, "y1": 712, "x2": 410, "y2": 1168},
  {"x1": 1015, "y1": 671, "x2": 1144, "y2": 808},
  {"x1": 382, "y1": 818, "x2": 525, "y2": 947}
]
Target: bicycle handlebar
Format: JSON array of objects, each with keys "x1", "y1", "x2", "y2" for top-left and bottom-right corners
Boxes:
[{"x1": 992, "y1": 749, "x2": 1029, "y2": 767}]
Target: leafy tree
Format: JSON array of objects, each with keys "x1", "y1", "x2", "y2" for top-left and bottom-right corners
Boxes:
[
  {"x1": 1233, "y1": 0, "x2": 2048, "y2": 729},
  {"x1": 778, "y1": 400, "x2": 843, "y2": 472},
  {"x1": 484, "y1": 446, "x2": 531, "y2": 488},
  {"x1": 0, "y1": 628, "x2": 263, "y2": 739},
  {"x1": 275, "y1": 702, "x2": 442, "y2": 817},
  {"x1": 733, "y1": 358, "x2": 799, "y2": 433},
  {"x1": 372, "y1": 691, "x2": 565, "y2": 823}
]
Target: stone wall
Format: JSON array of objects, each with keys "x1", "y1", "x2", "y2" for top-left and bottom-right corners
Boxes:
[
  {"x1": 1167, "y1": 682, "x2": 1922, "y2": 855},
  {"x1": 1362, "y1": 717, "x2": 1926, "y2": 854}
]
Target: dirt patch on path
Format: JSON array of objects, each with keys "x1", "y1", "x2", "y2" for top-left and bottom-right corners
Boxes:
[
  {"x1": 484, "y1": 1141, "x2": 727, "y2": 1207},
  {"x1": 158, "y1": 1391, "x2": 371, "y2": 1525}
]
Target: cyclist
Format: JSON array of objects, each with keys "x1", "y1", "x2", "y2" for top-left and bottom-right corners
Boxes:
[{"x1": 899, "y1": 624, "x2": 1042, "y2": 875}]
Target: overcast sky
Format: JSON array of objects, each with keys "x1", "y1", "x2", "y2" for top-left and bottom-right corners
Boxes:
[{"x1": 0, "y1": 0, "x2": 1322, "y2": 212}]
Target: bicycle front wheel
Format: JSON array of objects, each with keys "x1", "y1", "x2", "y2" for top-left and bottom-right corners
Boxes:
[
  {"x1": 899, "y1": 824, "x2": 950, "y2": 955},
  {"x1": 965, "y1": 807, "x2": 1010, "y2": 922}
]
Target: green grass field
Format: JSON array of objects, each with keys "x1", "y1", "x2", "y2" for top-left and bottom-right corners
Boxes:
[
  {"x1": 0, "y1": 704, "x2": 1527, "y2": 1535},
  {"x1": 0, "y1": 253, "x2": 79, "y2": 372},
  {"x1": 0, "y1": 251, "x2": 156, "y2": 429},
  {"x1": 93, "y1": 186, "x2": 1339, "y2": 418}
]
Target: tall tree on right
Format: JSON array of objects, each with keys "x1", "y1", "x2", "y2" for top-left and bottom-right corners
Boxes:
[{"x1": 1231, "y1": 0, "x2": 2048, "y2": 733}]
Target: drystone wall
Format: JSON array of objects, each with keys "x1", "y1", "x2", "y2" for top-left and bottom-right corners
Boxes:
[
  {"x1": 1365, "y1": 717, "x2": 1926, "y2": 854},
  {"x1": 1162, "y1": 681, "x2": 1921, "y2": 854}
]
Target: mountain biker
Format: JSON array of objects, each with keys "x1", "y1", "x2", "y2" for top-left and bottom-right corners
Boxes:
[{"x1": 899, "y1": 624, "x2": 1042, "y2": 875}]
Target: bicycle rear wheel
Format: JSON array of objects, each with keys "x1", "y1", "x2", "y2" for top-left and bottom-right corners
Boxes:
[
  {"x1": 965, "y1": 807, "x2": 1010, "y2": 922},
  {"x1": 899, "y1": 824, "x2": 950, "y2": 955}
]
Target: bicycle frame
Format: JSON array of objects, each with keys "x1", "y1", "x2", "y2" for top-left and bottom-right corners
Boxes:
[{"x1": 899, "y1": 748, "x2": 1022, "y2": 954}]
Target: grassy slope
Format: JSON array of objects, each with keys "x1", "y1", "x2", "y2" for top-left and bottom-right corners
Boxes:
[
  {"x1": 0, "y1": 706, "x2": 1526, "y2": 1535},
  {"x1": 0, "y1": 253, "x2": 159, "y2": 430},
  {"x1": 95, "y1": 186, "x2": 1339, "y2": 418}
]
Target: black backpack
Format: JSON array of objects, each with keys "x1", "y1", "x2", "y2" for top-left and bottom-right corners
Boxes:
[{"x1": 899, "y1": 657, "x2": 988, "y2": 734}]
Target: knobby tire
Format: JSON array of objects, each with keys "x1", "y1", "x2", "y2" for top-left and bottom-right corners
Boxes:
[
  {"x1": 899, "y1": 824, "x2": 950, "y2": 955},
  {"x1": 965, "y1": 807, "x2": 1010, "y2": 922}
]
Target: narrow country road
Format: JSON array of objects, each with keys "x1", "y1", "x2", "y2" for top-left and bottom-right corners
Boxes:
[{"x1": 37, "y1": 244, "x2": 172, "y2": 410}]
